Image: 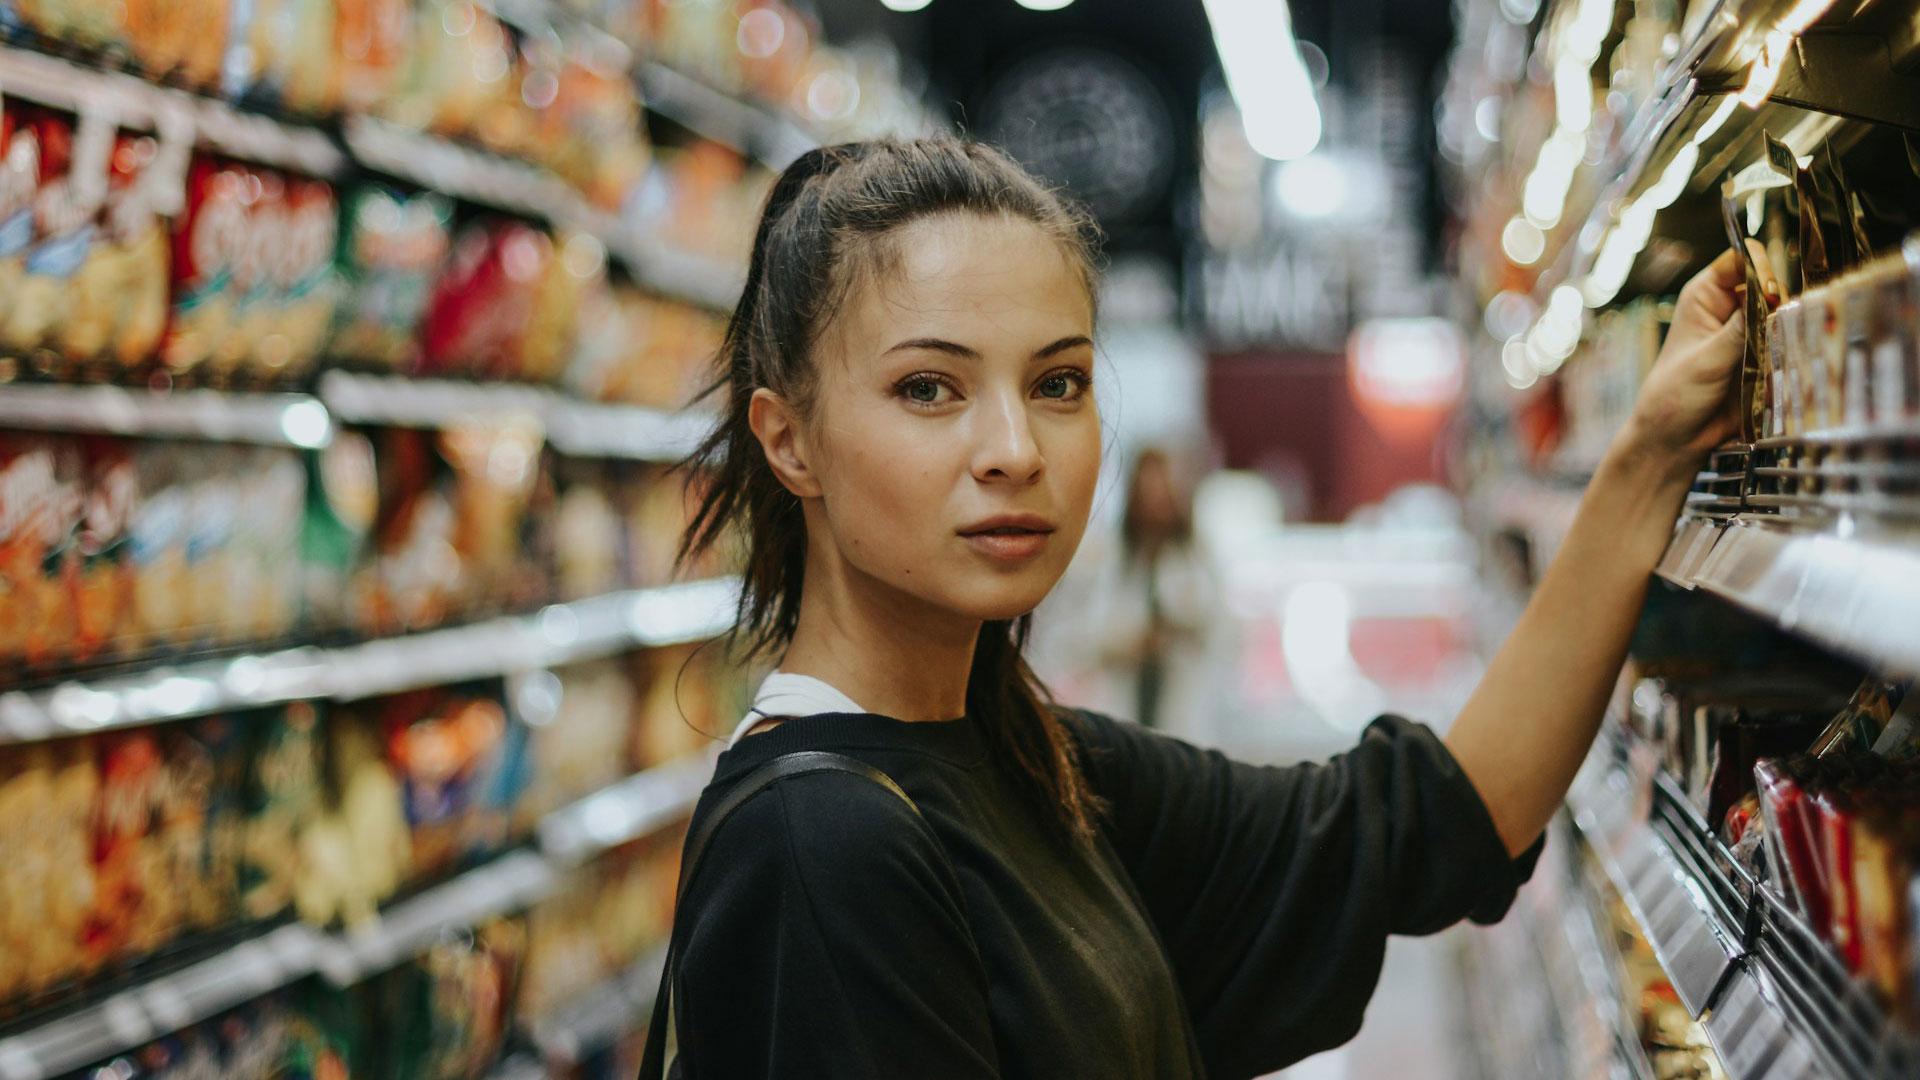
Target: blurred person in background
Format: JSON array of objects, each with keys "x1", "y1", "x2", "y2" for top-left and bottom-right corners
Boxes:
[{"x1": 1080, "y1": 446, "x2": 1225, "y2": 736}]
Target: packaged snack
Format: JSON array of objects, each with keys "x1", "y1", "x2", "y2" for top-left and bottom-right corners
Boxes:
[
  {"x1": 183, "y1": 446, "x2": 241, "y2": 641},
  {"x1": 256, "y1": 175, "x2": 341, "y2": 381},
  {"x1": 417, "y1": 218, "x2": 550, "y2": 379},
  {"x1": 0, "y1": 435, "x2": 84, "y2": 672},
  {"x1": 520, "y1": 230, "x2": 601, "y2": 383},
  {"x1": 72, "y1": 437, "x2": 138, "y2": 662},
  {"x1": 0, "y1": 741, "x2": 99, "y2": 1006},
  {"x1": 87, "y1": 729, "x2": 167, "y2": 966},
  {"x1": 440, "y1": 418, "x2": 548, "y2": 611},
  {"x1": 216, "y1": 166, "x2": 284, "y2": 380},
  {"x1": 1774, "y1": 300, "x2": 1805, "y2": 436},
  {"x1": 1853, "y1": 813, "x2": 1919, "y2": 1026},
  {"x1": 162, "y1": 157, "x2": 251, "y2": 377},
  {"x1": 359, "y1": 428, "x2": 462, "y2": 634},
  {"x1": 381, "y1": 688, "x2": 508, "y2": 880},
  {"x1": 1757, "y1": 755, "x2": 1827, "y2": 927},
  {"x1": 0, "y1": 106, "x2": 37, "y2": 329},
  {"x1": 330, "y1": 184, "x2": 452, "y2": 370},
  {"x1": 151, "y1": 720, "x2": 227, "y2": 935},
  {"x1": 301, "y1": 709, "x2": 409, "y2": 926},
  {"x1": 1806, "y1": 288, "x2": 1845, "y2": 432},
  {"x1": 101, "y1": 134, "x2": 175, "y2": 368},
  {"x1": 301, "y1": 430, "x2": 378, "y2": 632},
  {"x1": 241, "y1": 701, "x2": 325, "y2": 919},
  {"x1": 1842, "y1": 278, "x2": 1875, "y2": 428},
  {"x1": 552, "y1": 463, "x2": 623, "y2": 600},
  {"x1": 1872, "y1": 247, "x2": 1919, "y2": 425},
  {"x1": 2, "y1": 107, "x2": 113, "y2": 356},
  {"x1": 127, "y1": 444, "x2": 194, "y2": 651},
  {"x1": 518, "y1": 657, "x2": 635, "y2": 828}
]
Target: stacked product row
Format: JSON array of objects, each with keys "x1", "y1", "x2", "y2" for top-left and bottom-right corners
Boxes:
[
  {"x1": 0, "y1": 640, "x2": 738, "y2": 1056},
  {"x1": 0, "y1": 101, "x2": 728, "y2": 391},
  {"x1": 0, "y1": 425, "x2": 725, "y2": 682}
]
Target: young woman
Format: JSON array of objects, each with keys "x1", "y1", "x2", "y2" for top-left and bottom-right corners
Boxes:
[{"x1": 659, "y1": 136, "x2": 1758, "y2": 1078}]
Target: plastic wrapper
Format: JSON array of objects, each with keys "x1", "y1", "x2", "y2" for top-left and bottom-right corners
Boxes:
[{"x1": 330, "y1": 184, "x2": 452, "y2": 370}]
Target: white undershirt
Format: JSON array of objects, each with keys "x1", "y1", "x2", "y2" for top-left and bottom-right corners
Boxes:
[{"x1": 726, "y1": 671, "x2": 868, "y2": 748}]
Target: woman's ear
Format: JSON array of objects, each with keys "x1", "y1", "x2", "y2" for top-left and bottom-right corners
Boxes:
[{"x1": 748, "y1": 388, "x2": 823, "y2": 498}]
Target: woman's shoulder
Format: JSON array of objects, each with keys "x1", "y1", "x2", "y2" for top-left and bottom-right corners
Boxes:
[{"x1": 685, "y1": 757, "x2": 950, "y2": 904}]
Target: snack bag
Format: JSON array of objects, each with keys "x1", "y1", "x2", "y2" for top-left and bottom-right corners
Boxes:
[
  {"x1": 0, "y1": 106, "x2": 37, "y2": 330},
  {"x1": 382, "y1": 689, "x2": 508, "y2": 881},
  {"x1": 183, "y1": 447, "x2": 240, "y2": 641},
  {"x1": 1756, "y1": 756, "x2": 1828, "y2": 927},
  {"x1": 417, "y1": 219, "x2": 549, "y2": 378},
  {"x1": 334, "y1": 0, "x2": 410, "y2": 114},
  {"x1": 360, "y1": 428, "x2": 463, "y2": 634},
  {"x1": 0, "y1": 741, "x2": 100, "y2": 999},
  {"x1": 331, "y1": 184, "x2": 452, "y2": 370},
  {"x1": 87, "y1": 729, "x2": 167, "y2": 966},
  {"x1": 162, "y1": 157, "x2": 250, "y2": 377},
  {"x1": 272, "y1": 177, "x2": 341, "y2": 380},
  {"x1": 127, "y1": 444, "x2": 194, "y2": 650},
  {"x1": 72, "y1": 437, "x2": 138, "y2": 662},
  {"x1": 0, "y1": 436, "x2": 84, "y2": 671},
  {"x1": 2, "y1": 107, "x2": 112, "y2": 355},
  {"x1": 552, "y1": 463, "x2": 621, "y2": 600},
  {"x1": 218, "y1": 166, "x2": 284, "y2": 380},
  {"x1": 439, "y1": 418, "x2": 546, "y2": 610},
  {"x1": 1872, "y1": 247, "x2": 1919, "y2": 425},
  {"x1": 300, "y1": 430, "x2": 377, "y2": 632},
  {"x1": 241, "y1": 701, "x2": 324, "y2": 919},
  {"x1": 519, "y1": 230, "x2": 599, "y2": 383},
  {"x1": 60, "y1": 133, "x2": 174, "y2": 368}
]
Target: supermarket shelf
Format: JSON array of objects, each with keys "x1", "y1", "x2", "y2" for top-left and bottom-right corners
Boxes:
[
  {"x1": 342, "y1": 115, "x2": 586, "y2": 231},
  {"x1": 0, "y1": 43, "x2": 347, "y2": 177},
  {"x1": 0, "y1": 384, "x2": 333, "y2": 448},
  {"x1": 316, "y1": 371, "x2": 716, "y2": 460},
  {"x1": 626, "y1": 241, "x2": 747, "y2": 312},
  {"x1": 1567, "y1": 733, "x2": 1920, "y2": 1079},
  {"x1": 0, "y1": 577, "x2": 740, "y2": 742},
  {"x1": 540, "y1": 754, "x2": 709, "y2": 866},
  {"x1": 0, "y1": 923, "x2": 322, "y2": 1080},
  {"x1": 1654, "y1": 518, "x2": 1920, "y2": 681},
  {"x1": 1558, "y1": 857, "x2": 1657, "y2": 1080},
  {"x1": 526, "y1": 943, "x2": 668, "y2": 1064},
  {"x1": 638, "y1": 61, "x2": 819, "y2": 169},
  {"x1": 313, "y1": 849, "x2": 557, "y2": 986}
]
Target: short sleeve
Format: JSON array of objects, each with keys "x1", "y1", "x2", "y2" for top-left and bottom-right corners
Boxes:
[
  {"x1": 672, "y1": 771, "x2": 1001, "y2": 1079},
  {"x1": 1070, "y1": 711, "x2": 1542, "y2": 1079}
]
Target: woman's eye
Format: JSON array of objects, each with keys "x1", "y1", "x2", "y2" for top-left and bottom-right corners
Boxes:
[
  {"x1": 899, "y1": 376, "x2": 950, "y2": 405},
  {"x1": 1036, "y1": 371, "x2": 1088, "y2": 400}
]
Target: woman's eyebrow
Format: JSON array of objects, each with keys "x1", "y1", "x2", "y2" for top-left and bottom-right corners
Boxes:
[
  {"x1": 1034, "y1": 335, "x2": 1093, "y2": 359},
  {"x1": 884, "y1": 337, "x2": 979, "y2": 358}
]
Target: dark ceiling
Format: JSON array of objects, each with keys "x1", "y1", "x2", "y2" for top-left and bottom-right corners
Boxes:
[{"x1": 810, "y1": 0, "x2": 1457, "y2": 268}]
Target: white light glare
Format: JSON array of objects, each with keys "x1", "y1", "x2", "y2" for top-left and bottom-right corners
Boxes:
[
  {"x1": 1274, "y1": 154, "x2": 1347, "y2": 219},
  {"x1": 279, "y1": 399, "x2": 333, "y2": 448},
  {"x1": 1202, "y1": 0, "x2": 1322, "y2": 161},
  {"x1": 1501, "y1": 215, "x2": 1546, "y2": 266},
  {"x1": 878, "y1": 0, "x2": 931, "y2": 9},
  {"x1": 1013, "y1": 0, "x2": 1073, "y2": 9},
  {"x1": 1502, "y1": 337, "x2": 1539, "y2": 389}
]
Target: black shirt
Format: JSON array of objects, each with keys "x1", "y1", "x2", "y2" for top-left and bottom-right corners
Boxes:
[{"x1": 670, "y1": 709, "x2": 1540, "y2": 1079}]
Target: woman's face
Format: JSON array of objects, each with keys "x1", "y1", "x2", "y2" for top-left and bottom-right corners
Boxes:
[{"x1": 798, "y1": 212, "x2": 1100, "y2": 624}]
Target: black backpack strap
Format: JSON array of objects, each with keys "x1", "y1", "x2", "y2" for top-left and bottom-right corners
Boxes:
[{"x1": 636, "y1": 750, "x2": 925, "y2": 1080}]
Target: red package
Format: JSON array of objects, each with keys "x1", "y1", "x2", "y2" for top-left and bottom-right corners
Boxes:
[
  {"x1": 59, "y1": 133, "x2": 174, "y2": 368},
  {"x1": 162, "y1": 157, "x2": 251, "y2": 377},
  {"x1": 417, "y1": 219, "x2": 549, "y2": 379},
  {"x1": 222, "y1": 167, "x2": 284, "y2": 380},
  {"x1": 1757, "y1": 756, "x2": 1830, "y2": 932},
  {"x1": 87, "y1": 730, "x2": 166, "y2": 967},
  {"x1": 0, "y1": 105, "x2": 35, "y2": 319},
  {"x1": 1818, "y1": 789, "x2": 1864, "y2": 969}
]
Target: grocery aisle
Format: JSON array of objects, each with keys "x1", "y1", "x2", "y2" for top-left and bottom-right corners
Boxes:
[{"x1": 5, "y1": 0, "x2": 1920, "y2": 1077}]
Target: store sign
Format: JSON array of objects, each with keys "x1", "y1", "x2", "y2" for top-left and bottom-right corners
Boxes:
[{"x1": 1192, "y1": 246, "x2": 1349, "y2": 350}]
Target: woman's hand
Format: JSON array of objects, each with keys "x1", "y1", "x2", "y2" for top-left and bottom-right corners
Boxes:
[{"x1": 1620, "y1": 242, "x2": 1782, "y2": 467}]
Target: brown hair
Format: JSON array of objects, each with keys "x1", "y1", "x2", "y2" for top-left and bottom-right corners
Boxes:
[{"x1": 677, "y1": 136, "x2": 1105, "y2": 837}]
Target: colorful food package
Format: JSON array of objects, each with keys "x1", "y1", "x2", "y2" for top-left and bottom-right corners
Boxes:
[
  {"x1": 381, "y1": 687, "x2": 509, "y2": 880},
  {"x1": 182, "y1": 446, "x2": 240, "y2": 642},
  {"x1": 1774, "y1": 300, "x2": 1805, "y2": 437},
  {"x1": 241, "y1": 700, "x2": 325, "y2": 920},
  {"x1": 71, "y1": 436, "x2": 138, "y2": 662},
  {"x1": 517, "y1": 657, "x2": 636, "y2": 828},
  {"x1": 1756, "y1": 756, "x2": 1827, "y2": 928},
  {"x1": 301, "y1": 429, "x2": 378, "y2": 633},
  {"x1": 519, "y1": 230, "x2": 602, "y2": 383},
  {"x1": 295, "y1": 709, "x2": 409, "y2": 927},
  {"x1": 0, "y1": 105, "x2": 37, "y2": 328},
  {"x1": 334, "y1": 0, "x2": 412, "y2": 114},
  {"x1": 0, "y1": 739, "x2": 99, "y2": 1009},
  {"x1": 0, "y1": 435, "x2": 84, "y2": 673},
  {"x1": 1872, "y1": 244, "x2": 1920, "y2": 425},
  {"x1": 235, "y1": 0, "x2": 341, "y2": 114},
  {"x1": 1853, "y1": 813, "x2": 1920, "y2": 1027},
  {"x1": 540, "y1": 51, "x2": 651, "y2": 209},
  {"x1": 379, "y1": 0, "x2": 509, "y2": 137},
  {"x1": 1807, "y1": 289, "x2": 1846, "y2": 431},
  {"x1": 331, "y1": 184, "x2": 453, "y2": 370},
  {"x1": 127, "y1": 443, "x2": 194, "y2": 651},
  {"x1": 417, "y1": 218, "x2": 550, "y2": 379},
  {"x1": 366, "y1": 916, "x2": 525, "y2": 1080},
  {"x1": 228, "y1": 447, "x2": 307, "y2": 640},
  {"x1": 0, "y1": 106, "x2": 114, "y2": 356},
  {"x1": 86, "y1": 729, "x2": 167, "y2": 967},
  {"x1": 552, "y1": 460, "x2": 624, "y2": 601},
  {"x1": 217, "y1": 166, "x2": 284, "y2": 381},
  {"x1": 127, "y1": 0, "x2": 228, "y2": 88},
  {"x1": 1842, "y1": 280, "x2": 1876, "y2": 428},
  {"x1": 251, "y1": 175, "x2": 341, "y2": 382},
  {"x1": 440, "y1": 418, "x2": 549, "y2": 611},
  {"x1": 358, "y1": 427, "x2": 463, "y2": 634},
  {"x1": 162, "y1": 156, "x2": 251, "y2": 377}
]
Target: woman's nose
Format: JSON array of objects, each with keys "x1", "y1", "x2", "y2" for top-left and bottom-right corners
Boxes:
[{"x1": 972, "y1": 391, "x2": 1044, "y2": 485}]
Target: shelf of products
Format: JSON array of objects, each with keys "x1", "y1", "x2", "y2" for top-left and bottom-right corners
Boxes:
[
  {"x1": 0, "y1": 577, "x2": 739, "y2": 743},
  {"x1": 0, "y1": 385, "x2": 333, "y2": 448},
  {"x1": 0, "y1": 750, "x2": 704, "y2": 1080}
]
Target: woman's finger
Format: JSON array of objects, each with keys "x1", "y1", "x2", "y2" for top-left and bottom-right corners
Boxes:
[
  {"x1": 1744, "y1": 237, "x2": 1782, "y2": 304},
  {"x1": 1681, "y1": 248, "x2": 1745, "y2": 324}
]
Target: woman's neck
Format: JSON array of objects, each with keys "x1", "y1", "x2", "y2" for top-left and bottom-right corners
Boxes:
[{"x1": 780, "y1": 546, "x2": 978, "y2": 722}]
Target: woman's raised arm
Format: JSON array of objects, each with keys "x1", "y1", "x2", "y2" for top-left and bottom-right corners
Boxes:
[{"x1": 1445, "y1": 246, "x2": 1778, "y2": 856}]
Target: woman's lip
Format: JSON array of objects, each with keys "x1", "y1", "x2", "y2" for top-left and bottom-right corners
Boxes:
[{"x1": 962, "y1": 530, "x2": 1052, "y2": 562}]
